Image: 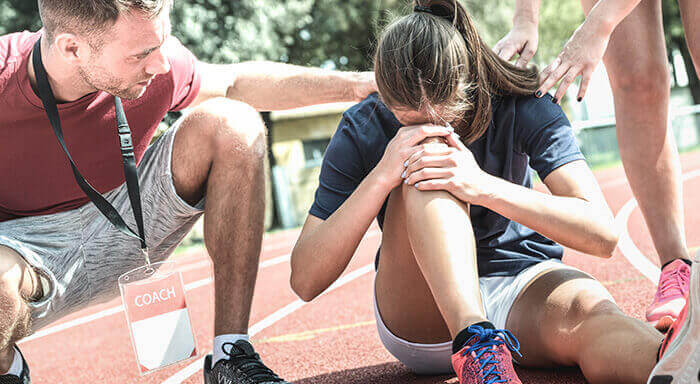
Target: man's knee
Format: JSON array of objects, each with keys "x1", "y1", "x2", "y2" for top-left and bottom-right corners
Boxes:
[
  {"x1": 0, "y1": 247, "x2": 34, "y2": 346},
  {"x1": 187, "y1": 98, "x2": 267, "y2": 163},
  {"x1": 0, "y1": 247, "x2": 35, "y2": 302}
]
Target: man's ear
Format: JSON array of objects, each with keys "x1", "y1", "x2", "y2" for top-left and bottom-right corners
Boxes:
[{"x1": 53, "y1": 33, "x2": 90, "y2": 64}]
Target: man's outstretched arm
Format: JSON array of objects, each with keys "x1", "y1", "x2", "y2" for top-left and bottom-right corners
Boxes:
[{"x1": 191, "y1": 61, "x2": 376, "y2": 111}]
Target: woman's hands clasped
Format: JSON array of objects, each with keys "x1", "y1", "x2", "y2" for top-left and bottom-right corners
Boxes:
[
  {"x1": 402, "y1": 133, "x2": 496, "y2": 205},
  {"x1": 374, "y1": 124, "x2": 455, "y2": 189}
]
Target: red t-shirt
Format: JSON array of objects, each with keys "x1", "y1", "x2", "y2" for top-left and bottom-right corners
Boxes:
[{"x1": 0, "y1": 31, "x2": 202, "y2": 222}]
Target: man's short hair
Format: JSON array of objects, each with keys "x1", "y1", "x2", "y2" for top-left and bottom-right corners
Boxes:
[{"x1": 38, "y1": 0, "x2": 171, "y2": 47}]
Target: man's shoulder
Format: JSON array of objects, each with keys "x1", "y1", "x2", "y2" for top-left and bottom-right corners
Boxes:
[{"x1": 0, "y1": 31, "x2": 40, "y2": 92}]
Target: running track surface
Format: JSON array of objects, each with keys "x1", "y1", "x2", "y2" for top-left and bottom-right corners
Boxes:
[{"x1": 19, "y1": 151, "x2": 700, "y2": 384}]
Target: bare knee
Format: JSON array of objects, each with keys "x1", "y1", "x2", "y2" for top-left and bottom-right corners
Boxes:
[
  {"x1": 608, "y1": 61, "x2": 671, "y2": 102},
  {"x1": 0, "y1": 248, "x2": 34, "y2": 347},
  {"x1": 187, "y1": 98, "x2": 267, "y2": 166}
]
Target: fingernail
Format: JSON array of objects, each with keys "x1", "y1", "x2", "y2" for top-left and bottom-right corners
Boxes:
[
  {"x1": 401, "y1": 170, "x2": 407, "y2": 178},
  {"x1": 577, "y1": 97, "x2": 582, "y2": 102},
  {"x1": 551, "y1": 97, "x2": 558, "y2": 104},
  {"x1": 535, "y1": 90, "x2": 542, "y2": 98},
  {"x1": 403, "y1": 160, "x2": 409, "y2": 167},
  {"x1": 404, "y1": 179, "x2": 408, "y2": 184}
]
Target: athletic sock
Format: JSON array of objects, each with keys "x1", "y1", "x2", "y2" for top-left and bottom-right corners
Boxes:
[
  {"x1": 1, "y1": 346, "x2": 22, "y2": 377},
  {"x1": 662, "y1": 258, "x2": 693, "y2": 269},
  {"x1": 452, "y1": 321, "x2": 495, "y2": 354},
  {"x1": 213, "y1": 334, "x2": 250, "y2": 366}
]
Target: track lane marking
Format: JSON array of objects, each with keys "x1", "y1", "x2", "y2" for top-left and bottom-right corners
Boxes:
[
  {"x1": 614, "y1": 168, "x2": 700, "y2": 284},
  {"x1": 160, "y1": 264, "x2": 375, "y2": 384},
  {"x1": 19, "y1": 232, "x2": 380, "y2": 343},
  {"x1": 254, "y1": 320, "x2": 375, "y2": 344}
]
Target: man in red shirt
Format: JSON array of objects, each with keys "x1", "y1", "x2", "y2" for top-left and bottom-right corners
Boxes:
[{"x1": 0, "y1": 1, "x2": 375, "y2": 383}]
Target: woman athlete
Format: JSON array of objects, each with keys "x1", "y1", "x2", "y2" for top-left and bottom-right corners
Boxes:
[{"x1": 290, "y1": 1, "x2": 699, "y2": 383}]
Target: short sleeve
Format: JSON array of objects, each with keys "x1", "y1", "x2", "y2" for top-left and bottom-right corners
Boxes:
[
  {"x1": 165, "y1": 37, "x2": 202, "y2": 112},
  {"x1": 309, "y1": 118, "x2": 367, "y2": 220},
  {"x1": 517, "y1": 95, "x2": 585, "y2": 180}
]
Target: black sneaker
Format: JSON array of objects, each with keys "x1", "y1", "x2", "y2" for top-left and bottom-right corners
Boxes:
[
  {"x1": 0, "y1": 346, "x2": 30, "y2": 384},
  {"x1": 203, "y1": 340, "x2": 288, "y2": 384}
]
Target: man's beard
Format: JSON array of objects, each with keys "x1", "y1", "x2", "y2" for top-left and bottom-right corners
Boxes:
[{"x1": 78, "y1": 65, "x2": 147, "y2": 100}]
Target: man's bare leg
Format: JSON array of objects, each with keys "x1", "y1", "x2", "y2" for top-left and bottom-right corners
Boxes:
[
  {"x1": 171, "y1": 98, "x2": 267, "y2": 336},
  {"x1": 0, "y1": 246, "x2": 38, "y2": 373}
]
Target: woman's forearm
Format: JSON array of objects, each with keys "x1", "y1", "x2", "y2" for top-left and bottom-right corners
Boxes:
[
  {"x1": 291, "y1": 168, "x2": 393, "y2": 301},
  {"x1": 479, "y1": 176, "x2": 619, "y2": 257}
]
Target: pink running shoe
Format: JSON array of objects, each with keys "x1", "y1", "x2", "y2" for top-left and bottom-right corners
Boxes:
[
  {"x1": 647, "y1": 258, "x2": 698, "y2": 384},
  {"x1": 646, "y1": 259, "x2": 691, "y2": 331},
  {"x1": 451, "y1": 325, "x2": 522, "y2": 384}
]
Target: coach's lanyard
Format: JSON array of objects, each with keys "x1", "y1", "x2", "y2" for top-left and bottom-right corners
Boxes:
[{"x1": 31, "y1": 38, "x2": 151, "y2": 266}]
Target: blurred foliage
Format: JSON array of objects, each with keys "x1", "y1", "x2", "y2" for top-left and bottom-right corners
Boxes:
[
  {"x1": 0, "y1": 0, "x2": 690, "y2": 82},
  {"x1": 0, "y1": 0, "x2": 582, "y2": 70}
]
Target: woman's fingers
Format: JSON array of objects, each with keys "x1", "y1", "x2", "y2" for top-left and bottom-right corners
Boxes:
[
  {"x1": 514, "y1": 42, "x2": 536, "y2": 69},
  {"x1": 576, "y1": 68, "x2": 594, "y2": 102},
  {"x1": 553, "y1": 67, "x2": 581, "y2": 104},
  {"x1": 405, "y1": 168, "x2": 454, "y2": 185},
  {"x1": 403, "y1": 124, "x2": 453, "y2": 146},
  {"x1": 414, "y1": 178, "x2": 453, "y2": 192},
  {"x1": 404, "y1": 146, "x2": 454, "y2": 167},
  {"x1": 444, "y1": 132, "x2": 467, "y2": 150},
  {"x1": 405, "y1": 154, "x2": 455, "y2": 174}
]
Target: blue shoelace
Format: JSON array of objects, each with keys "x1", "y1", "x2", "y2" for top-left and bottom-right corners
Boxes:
[{"x1": 461, "y1": 325, "x2": 523, "y2": 384}]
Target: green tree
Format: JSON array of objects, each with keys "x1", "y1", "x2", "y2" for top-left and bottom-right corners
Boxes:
[{"x1": 0, "y1": 0, "x2": 40, "y2": 35}]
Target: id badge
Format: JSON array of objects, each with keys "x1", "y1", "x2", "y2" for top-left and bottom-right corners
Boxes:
[{"x1": 119, "y1": 261, "x2": 199, "y2": 375}]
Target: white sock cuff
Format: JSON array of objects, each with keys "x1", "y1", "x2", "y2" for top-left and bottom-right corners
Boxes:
[
  {"x1": 2, "y1": 347, "x2": 22, "y2": 377},
  {"x1": 213, "y1": 334, "x2": 250, "y2": 365}
]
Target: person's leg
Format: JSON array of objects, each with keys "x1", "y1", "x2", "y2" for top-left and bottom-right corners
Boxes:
[
  {"x1": 581, "y1": 0, "x2": 687, "y2": 264},
  {"x1": 170, "y1": 97, "x2": 267, "y2": 336},
  {"x1": 507, "y1": 266, "x2": 662, "y2": 384},
  {"x1": 0, "y1": 246, "x2": 39, "y2": 373},
  {"x1": 580, "y1": 0, "x2": 690, "y2": 328},
  {"x1": 375, "y1": 179, "x2": 486, "y2": 344}
]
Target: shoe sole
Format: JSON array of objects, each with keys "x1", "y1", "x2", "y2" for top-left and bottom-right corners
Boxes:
[{"x1": 647, "y1": 258, "x2": 699, "y2": 384}]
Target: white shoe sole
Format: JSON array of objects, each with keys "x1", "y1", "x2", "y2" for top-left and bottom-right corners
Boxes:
[{"x1": 647, "y1": 257, "x2": 699, "y2": 384}]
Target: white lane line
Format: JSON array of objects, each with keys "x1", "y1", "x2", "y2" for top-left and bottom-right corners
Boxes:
[
  {"x1": 18, "y1": 231, "x2": 380, "y2": 344},
  {"x1": 614, "y1": 168, "x2": 700, "y2": 283},
  {"x1": 160, "y1": 264, "x2": 375, "y2": 384},
  {"x1": 615, "y1": 199, "x2": 661, "y2": 284}
]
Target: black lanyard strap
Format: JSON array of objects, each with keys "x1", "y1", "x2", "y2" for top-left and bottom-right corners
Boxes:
[{"x1": 31, "y1": 38, "x2": 148, "y2": 252}]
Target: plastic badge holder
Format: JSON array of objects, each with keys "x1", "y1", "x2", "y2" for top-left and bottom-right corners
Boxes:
[{"x1": 119, "y1": 261, "x2": 199, "y2": 375}]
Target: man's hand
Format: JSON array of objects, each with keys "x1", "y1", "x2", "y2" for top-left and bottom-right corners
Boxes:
[{"x1": 493, "y1": 20, "x2": 539, "y2": 68}]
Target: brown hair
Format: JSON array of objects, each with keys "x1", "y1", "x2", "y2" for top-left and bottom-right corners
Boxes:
[
  {"x1": 374, "y1": 0, "x2": 539, "y2": 144},
  {"x1": 38, "y1": 0, "x2": 171, "y2": 46}
]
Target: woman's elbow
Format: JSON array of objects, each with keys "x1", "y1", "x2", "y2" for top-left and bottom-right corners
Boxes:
[
  {"x1": 592, "y1": 225, "x2": 620, "y2": 258},
  {"x1": 289, "y1": 252, "x2": 321, "y2": 302},
  {"x1": 290, "y1": 272, "x2": 318, "y2": 302}
]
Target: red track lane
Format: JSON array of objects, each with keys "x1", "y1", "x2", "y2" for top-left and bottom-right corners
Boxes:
[{"x1": 18, "y1": 151, "x2": 700, "y2": 383}]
